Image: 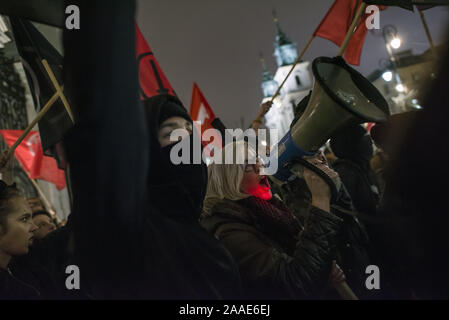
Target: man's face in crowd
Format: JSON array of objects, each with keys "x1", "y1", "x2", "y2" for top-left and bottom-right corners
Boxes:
[
  {"x1": 158, "y1": 116, "x2": 193, "y2": 147},
  {"x1": 32, "y1": 214, "x2": 56, "y2": 240}
]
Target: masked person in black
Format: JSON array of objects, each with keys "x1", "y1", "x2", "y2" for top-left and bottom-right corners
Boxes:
[
  {"x1": 330, "y1": 124, "x2": 380, "y2": 222},
  {"x1": 144, "y1": 94, "x2": 206, "y2": 216},
  {"x1": 59, "y1": 0, "x2": 241, "y2": 299},
  {"x1": 140, "y1": 94, "x2": 241, "y2": 299}
]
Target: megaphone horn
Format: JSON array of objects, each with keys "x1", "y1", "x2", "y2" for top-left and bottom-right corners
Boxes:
[{"x1": 269, "y1": 56, "x2": 390, "y2": 197}]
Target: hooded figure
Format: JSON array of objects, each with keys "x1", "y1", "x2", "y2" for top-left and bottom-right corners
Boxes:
[
  {"x1": 54, "y1": 0, "x2": 240, "y2": 299},
  {"x1": 140, "y1": 94, "x2": 241, "y2": 299},
  {"x1": 330, "y1": 124, "x2": 380, "y2": 219},
  {"x1": 143, "y1": 94, "x2": 207, "y2": 218}
]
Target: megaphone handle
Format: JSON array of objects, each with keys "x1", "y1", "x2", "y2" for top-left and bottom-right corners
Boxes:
[{"x1": 290, "y1": 158, "x2": 339, "y2": 203}]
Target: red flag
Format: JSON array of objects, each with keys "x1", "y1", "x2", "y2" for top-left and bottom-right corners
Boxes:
[
  {"x1": 190, "y1": 83, "x2": 223, "y2": 152},
  {"x1": 0, "y1": 130, "x2": 66, "y2": 190},
  {"x1": 135, "y1": 23, "x2": 176, "y2": 99},
  {"x1": 314, "y1": 0, "x2": 386, "y2": 65},
  {"x1": 365, "y1": 122, "x2": 375, "y2": 132}
]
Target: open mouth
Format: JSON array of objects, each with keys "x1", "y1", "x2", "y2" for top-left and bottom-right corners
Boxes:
[{"x1": 259, "y1": 176, "x2": 270, "y2": 188}]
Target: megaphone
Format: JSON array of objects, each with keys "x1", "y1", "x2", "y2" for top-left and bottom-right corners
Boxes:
[{"x1": 269, "y1": 56, "x2": 390, "y2": 196}]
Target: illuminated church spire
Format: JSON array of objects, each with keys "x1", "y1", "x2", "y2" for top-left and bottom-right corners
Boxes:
[
  {"x1": 272, "y1": 9, "x2": 298, "y2": 67},
  {"x1": 260, "y1": 52, "x2": 278, "y2": 98}
]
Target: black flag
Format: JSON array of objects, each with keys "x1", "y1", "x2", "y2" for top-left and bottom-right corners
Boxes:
[
  {"x1": 0, "y1": 0, "x2": 64, "y2": 27},
  {"x1": 9, "y1": 18, "x2": 73, "y2": 165},
  {"x1": 364, "y1": 0, "x2": 449, "y2": 10}
]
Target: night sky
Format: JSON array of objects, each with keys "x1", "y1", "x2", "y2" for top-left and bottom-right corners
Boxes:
[{"x1": 137, "y1": 1, "x2": 448, "y2": 128}]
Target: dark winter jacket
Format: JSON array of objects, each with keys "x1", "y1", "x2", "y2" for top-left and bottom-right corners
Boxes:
[
  {"x1": 0, "y1": 230, "x2": 72, "y2": 300},
  {"x1": 139, "y1": 92, "x2": 242, "y2": 299},
  {"x1": 277, "y1": 177, "x2": 376, "y2": 299},
  {"x1": 201, "y1": 197, "x2": 342, "y2": 299},
  {"x1": 4, "y1": 0, "x2": 240, "y2": 300},
  {"x1": 0, "y1": 268, "x2": 42, "y2": 300},
  {"x1": 4, "y1": 216, "x2": 89, "y2": 300},
  {"x1": 330, "y1": 124, "x2": 380, "y2": 223}
]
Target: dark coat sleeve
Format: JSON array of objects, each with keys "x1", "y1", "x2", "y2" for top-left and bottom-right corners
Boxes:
[
  {"x1": 212, "y1": 206, "x2": 342, "y2": 299},
  {"x1": 62, "y1": 0, "x2": 148, "y2": 297}
]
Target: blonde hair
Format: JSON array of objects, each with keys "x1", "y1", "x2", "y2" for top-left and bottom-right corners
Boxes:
[{"x1": 202, "y1": 141, "x2": 256, "y2": 215}]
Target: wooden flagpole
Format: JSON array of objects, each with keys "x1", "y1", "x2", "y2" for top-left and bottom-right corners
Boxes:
[
  {"x1": 41, "y1": 59, "x2": 75, "y2": 123},
  {"x1": 417, "y1": 9, "x2": 436, "y2": 56},
  {"x1": 28, "y1": 177, "x2": 57, "y2": 218},
  {"x1": 6, "y1": 89, "x2": 60, "y2": 160},
  {"x1": 6, "y1": 58, "x2": 74, "y2": 160},
  {"x1": 252, "y1": 35, "x2": 315, "y2": 129},
  {"x1": 337, "y1": 2, "x2": 367, "y2": 57}
]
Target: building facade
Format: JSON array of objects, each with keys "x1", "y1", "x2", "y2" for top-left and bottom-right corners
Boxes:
[{"x1": 367, "y1": 47, "x2": 440, "y2": 114}]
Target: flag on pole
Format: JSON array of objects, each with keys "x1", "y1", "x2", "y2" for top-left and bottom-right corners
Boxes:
[
  {"x1": 314, "y1": 0, "x2": 386, "y2": 65},
  {"x1": 190, "y1": 83, "x2": 223, "y2": 152},
  {"x1": 135, "y1": 23, "x2": 176, "y2": 100},
  {"x1": 9, "y1": 18, "x2": 73, "y2": 164},
  {"x1": 0, "y1": 130, "x2": 66, "y2": 190}
]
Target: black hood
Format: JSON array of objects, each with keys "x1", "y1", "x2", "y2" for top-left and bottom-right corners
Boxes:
[
  {"x1": 143, "y1": 94, "x2": 207, "y2": 219},
  {"x1": 330, "y1": 124, "x2": 373, "y2": 165}
]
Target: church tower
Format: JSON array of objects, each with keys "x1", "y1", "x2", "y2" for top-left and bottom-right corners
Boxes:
[
  {"x1": 261, "y1": 10, "x2": 313, "y2": 140},
  {"x1": 260, "y1": 53, "x2": 278, "y2": 98}
]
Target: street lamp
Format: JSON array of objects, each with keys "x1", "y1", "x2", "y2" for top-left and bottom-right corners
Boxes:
[
  {"x1": 390, "y1": 37, "x2": 401, "y2": 49},
  {"x1": 382, "y1": 25, "x2": 405, "y2": 92},
  {"x1": 382, "y1": 71, "x2": 393, "y2": 82},
  {"x1": 383, "y1": 25, "x2": 402, "y2": 52},
  {"x1": 395, "y1": 83, "x2": 405, "y2": 92}
]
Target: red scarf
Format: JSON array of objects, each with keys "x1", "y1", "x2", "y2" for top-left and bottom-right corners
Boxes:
[{"x1": 238, "y1": 196, "x2": 302, "y2": 254}]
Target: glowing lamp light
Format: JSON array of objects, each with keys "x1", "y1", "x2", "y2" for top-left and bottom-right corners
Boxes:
[
  {"x1": 382, "y1": 71, "x2": 393, "y2": 82},
  {"x1": 395, "y1": 83, "x2": 405, "y2": 92},
  {"x1": 261, "y1": 140, "x2": 267, "y2": 146},
  {"x1": 411, "y1": 99, "x2": 422, "y2": 109},
  {"x1": 390, "y1": 37, "x2": 401, "y2": 49}
]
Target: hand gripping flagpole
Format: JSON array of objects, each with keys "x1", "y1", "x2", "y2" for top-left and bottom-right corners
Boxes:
[{"x1": 6, "y1": 59, "x2": 74, "y2": 160}]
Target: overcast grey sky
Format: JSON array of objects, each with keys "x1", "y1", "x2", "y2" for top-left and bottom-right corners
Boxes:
[{"x1": 136, "y1": 0, "x2": 448, "y2": 128}]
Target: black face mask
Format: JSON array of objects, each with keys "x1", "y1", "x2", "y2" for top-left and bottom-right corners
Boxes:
[
  {"x1": 331, "y1": 126, "x2": 373, "y2": 165},
  {"x1": 148, "y1": 134, "x2": 208, "y2": 219}
]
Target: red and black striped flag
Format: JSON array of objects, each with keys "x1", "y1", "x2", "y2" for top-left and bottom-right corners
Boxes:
[{"x1": 135, "y1": 23, "x2": 176, "y2": 100}]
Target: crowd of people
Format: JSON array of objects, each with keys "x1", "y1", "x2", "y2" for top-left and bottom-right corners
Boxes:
[{"x1": 0, "y1": 0, "x2": 448, "y2": 300}]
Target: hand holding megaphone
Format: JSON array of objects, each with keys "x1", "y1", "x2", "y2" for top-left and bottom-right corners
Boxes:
[
  {"x1": 304, "y1": 152, "x2": 339, "y2": 196},
  {"x1": 288, "y1": 151, "x2": 342, "y2": 206}
]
